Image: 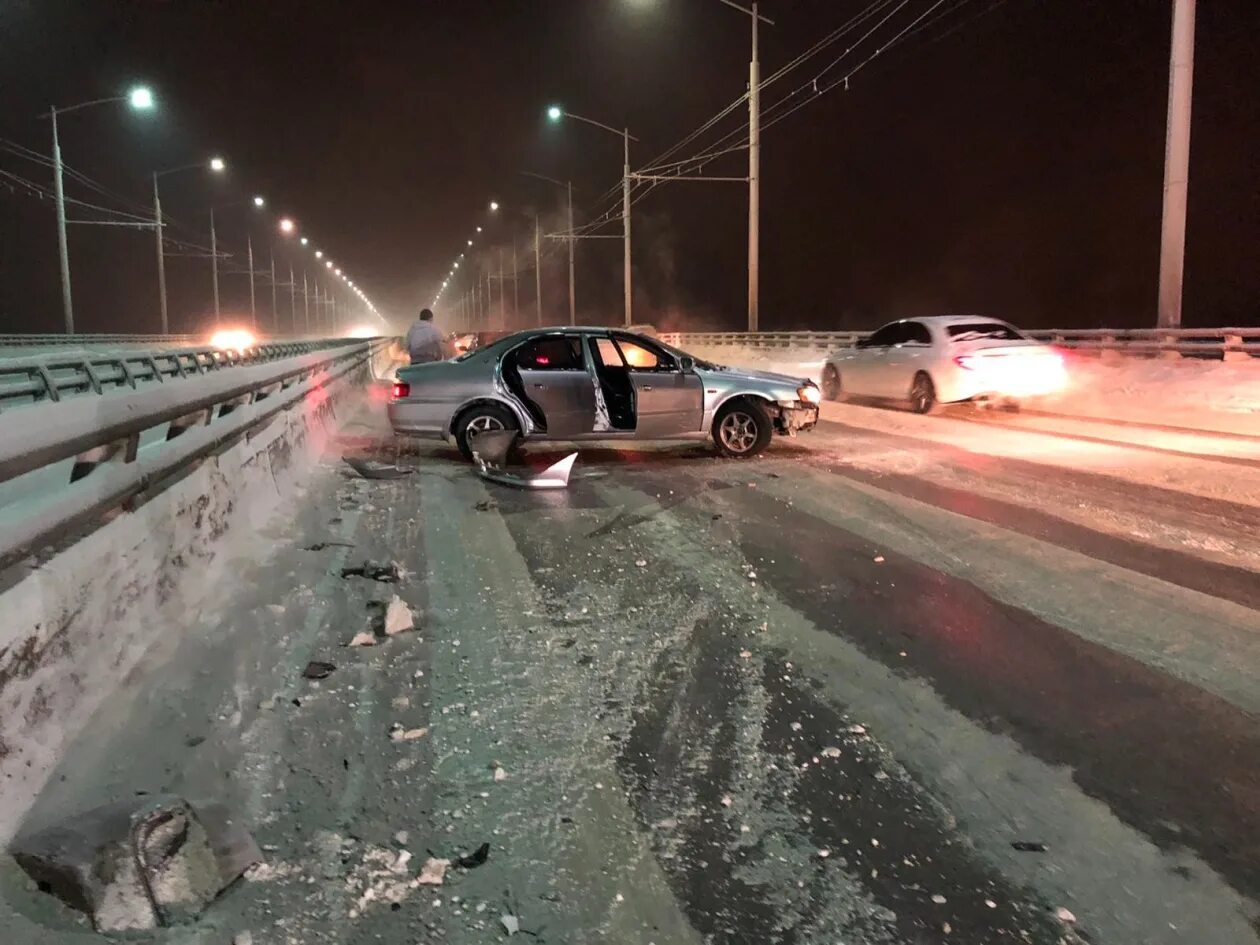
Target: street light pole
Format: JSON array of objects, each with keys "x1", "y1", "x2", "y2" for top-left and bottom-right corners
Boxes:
[
  {"x1": 534, "y1": 215, "x2": 543, "y2": 326},
  {"x1": 152, "y1": 172, "x2": 168, "y2": 335},
  {"x1": 247, "y1": 235, "x2": 256, "y2": 330},
  {"x1": 747, "y1": 0, "x2": 761, "y2": 332},
  {"x1": 270, "y1": 250, "x2": 278, "y2": 334},
  {"x1": 499, "y1": 247, "x2": 506, "y2": 328},
  {"x1": 50, "y1": 107, "x2": 74, "y2": 333},
  {"x1": 210, "y1": 208, "x2": 221, "y2": 325},
  {"x1": 622, "y1": 127, "x2": 632, "y2": 327},
  {"x1": 567, "y1": 180, "x2": 576, "y2": 326},
  {"x1": 289, "y1": 264, "x2": 296, "y2": 333},
  {"x1": 512, "y1": 238, "x2": 519, "y2": 323},
  {"x1": 1157, "y1": 0, "x2": 1196, "y2": 329},
  {"x1": 303, "y1": 269, "x2": 310, "y2": 333}
]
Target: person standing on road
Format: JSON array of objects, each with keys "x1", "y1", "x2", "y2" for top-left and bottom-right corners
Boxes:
[{"x1": 406, "y1": 308, "x2": 444, "y2": 364}]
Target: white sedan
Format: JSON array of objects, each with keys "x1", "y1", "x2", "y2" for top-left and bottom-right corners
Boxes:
[{"x1": 821, "y1": 316, "x2": 1067, "y2": 413}]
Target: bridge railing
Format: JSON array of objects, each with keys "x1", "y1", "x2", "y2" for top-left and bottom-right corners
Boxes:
[
  {"x1": 0, "y1": 337, "x2": 390, "y2": 568},
  {"x1": 659, "y1": 327, "x2": 1260, "y2": 359}
]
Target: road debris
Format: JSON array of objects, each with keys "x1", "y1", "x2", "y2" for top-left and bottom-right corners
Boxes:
[
  {"x1": 347, "y1": 631, "x2": 377, "y2": 648},
  {"x1": 417, "y1": 857, "x2": 449, "y2": 886},
  {"x1": 340, "y1": 560, "x2": 401, "y2": 583},
  {"x1": 343, "y1": 456, "x2": 414, "y2": 479},
  {"x1": 384, "y1": 595, "x2": 415, "y2": 635},
  {"x1": 388, "y1": 723, "x2": 428, "y2": 742},
  {"x1": 475, "y1": 499, "x2": 498, "y2": 511},
  {"x1": 302, "y1": 540, "x2": 355, "y2": 551},
  {"x1": 1054, "y1": 907, "x2": 1077, "y2": 923},
  {"x1": 233, "y1": 932, "x2": 253, "y2": 945},
  {"x1": 301, "y1": 660, "x2": 336, "y2": 680},
  {"x1": 455, "y1": 842, "x2": 490, "y2": 869},
  {"x1": 821, "y1": 746, "x2": 842, "y2": 758},
  {"x1": 1011, "y1": 840, "x2": 1048, "y2": 852},
  {"x1": 394, "y1": 831, "x2": 410, "y2": 846},
  {"x1": 500, "y1": 913, "x2": 521, "y2": 936}
]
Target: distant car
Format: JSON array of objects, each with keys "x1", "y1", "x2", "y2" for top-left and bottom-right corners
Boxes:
[
  {"x1": 822, "y1": 316, "x2": 1067, "y2": 413},
  {"x1": 388, "y1": 327, "x2": 820, "y2": 459}
]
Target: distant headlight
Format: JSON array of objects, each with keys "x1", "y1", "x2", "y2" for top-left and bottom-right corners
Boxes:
[{"x1": 797, "y1": 385, "x2": 822, "y2": 404}]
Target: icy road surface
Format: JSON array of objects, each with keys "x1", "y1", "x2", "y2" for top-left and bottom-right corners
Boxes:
[{"x1": 3, "y1": 398, "x2": 1259, "y2": 944}]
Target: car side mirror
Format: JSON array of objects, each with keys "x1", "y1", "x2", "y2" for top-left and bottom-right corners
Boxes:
[{"x1": 679, "y1": 356, "x2": 695, "y2": 372}]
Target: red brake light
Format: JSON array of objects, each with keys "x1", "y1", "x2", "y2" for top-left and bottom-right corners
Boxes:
[
  {"x1": 535, "y1": 355, "x2": 550, "y2": 365},
  {"x1": 392, "y1": 381, "x2": 410, "y2": 399},
  {"x1": 954, "y1": 355, "x2": 977, "y2": 370}
]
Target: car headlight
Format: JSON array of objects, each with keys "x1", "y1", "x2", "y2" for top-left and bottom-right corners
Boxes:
[{"x1": 797, "y1": 385, "x2": 821, "y2": 404}]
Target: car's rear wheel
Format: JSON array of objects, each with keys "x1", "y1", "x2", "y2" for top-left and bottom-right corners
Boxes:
[
  {"x1": 454, "y1": 402, "x2": 519, "y2": 461},
  {"x1": 713, "y1": 399, "x2": 773, "y2": 459},
  {"x1": 821, "y1": 364, "x2": 843, "y2": 401},
  {"x1": 909, "y1": 372, "x2": 941, "y2": 415}
]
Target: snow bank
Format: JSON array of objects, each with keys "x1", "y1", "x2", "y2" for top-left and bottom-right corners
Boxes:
[
  {"x1": 0, "y1": 369, "x2": 369, "y2": 844},
  {"x1": 683, "y1": 343, "x2": 1260, "y2": 434}
]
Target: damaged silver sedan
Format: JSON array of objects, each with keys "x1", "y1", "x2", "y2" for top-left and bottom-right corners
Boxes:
[{"x1": 387, "y1": 327, "x2": 821, "y2": 460}]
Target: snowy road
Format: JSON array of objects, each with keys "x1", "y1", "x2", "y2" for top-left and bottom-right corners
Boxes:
[{"x1": 4, "y1": 395, "x2": 1259, "y2": 944}]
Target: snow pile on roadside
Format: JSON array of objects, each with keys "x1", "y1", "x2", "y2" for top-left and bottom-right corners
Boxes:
[{"x1": 682, "y1": 343, "x2": 1260, "y2": 433}]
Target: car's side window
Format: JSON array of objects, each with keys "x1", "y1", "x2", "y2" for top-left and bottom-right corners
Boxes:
[
  {"x1": 865, "y1": 323, "x2": 902, "y2": 348},
  {"x1": 513, "y1": 336, "x2": 584, "y2": 370},
  {"x1": 613, "y1": 337, "x2": 676, "y2": 372},
  {"x1": 590, "y1": 337, "x2": 625, "y2": 368},
  {"x1": 903, "y1": 322, "x2": 932, "y2": 346}
]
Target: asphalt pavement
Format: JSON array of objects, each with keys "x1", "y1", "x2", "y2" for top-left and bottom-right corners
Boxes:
[{"x1": 3, "y1": 398, "x2": 1257, "y2": 945}]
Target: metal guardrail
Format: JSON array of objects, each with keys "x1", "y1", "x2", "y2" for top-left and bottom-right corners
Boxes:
[
  {"x1": 0, "y1": 332, "x2": 204, "y2": 348},
  {"x1": 0, "y1": 338, "x2": 389, "y2": 568},
  {"x1": 659, "y1": 327, "x2": 1260, "y2": 358},
  {"x1": 0, "y1": 338, "x2": 368, "y2": 411}
]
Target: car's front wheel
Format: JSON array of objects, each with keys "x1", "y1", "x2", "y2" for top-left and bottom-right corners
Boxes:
[
  {"x1": 821, "y1": 364, "x2": 843, "y2": 401},
  {"x1": 712, "y1": 399, "x2": 773, "y2": 459},
  {"x1": 454, "y1": 402, "x2": 519, "y2": 461}
]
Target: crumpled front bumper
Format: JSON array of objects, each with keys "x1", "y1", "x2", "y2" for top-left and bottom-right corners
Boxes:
[{"x1": 774, "y1": 402, "x2": 820, "y2": 436}]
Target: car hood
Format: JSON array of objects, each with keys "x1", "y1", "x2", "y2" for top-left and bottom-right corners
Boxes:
[{"x1": 697, "y1": 364, "x2": 809, "y2": 388}]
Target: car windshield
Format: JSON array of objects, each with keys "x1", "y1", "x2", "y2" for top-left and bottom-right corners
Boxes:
[{"x1": 946, "y1": 322, "x2": 1026, "y2": 342}]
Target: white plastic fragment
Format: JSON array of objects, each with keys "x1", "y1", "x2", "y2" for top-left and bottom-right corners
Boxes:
[
  {"x1": 931, "y1": 894, "x2": 947, "y2": 904},
  {"x1": 417, "y1": 857, "x2": 449, "y2": 886},
  {"x1": 1055, "y1": 907, "x2": 1077, "y2": 923},
  {"x1": 500, "y1": 914, "x2": 520, "y2": 935},
  {"x1": 821, "y1": 747, "x2": 842, "y2": 758},
  {"x1": 384, "y1": 595, "x2": 415, "y2": 635},
  {"x1": 389, "y1": 723, "x2": 429, "y2": 742},
  {"x1": 233, "y1": 933, "x2": 254, "y2": 945},
  {"x1": 348, "y1": 631, "x2": 377, "y2": 647}
]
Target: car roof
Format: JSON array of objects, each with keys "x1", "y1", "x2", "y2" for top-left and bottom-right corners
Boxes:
[{"x1": 890, "y1": 315, "x2": 1012, "y2": 326}]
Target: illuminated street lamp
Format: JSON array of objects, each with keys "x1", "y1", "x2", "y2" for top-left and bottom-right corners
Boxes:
[
  {"x1": 326, "y1": 260, "x2": 333, "y2": 269},
  {"x1": 48, "y1": 84, "x2": 157, "y2": 332},
  {"x1": 253, "y1": 195, "x2": 265, "y2": 208},
  {"x1": 545, "y1": 104, "x2": 637, "y2": 326},
  {"x1": 490, "y1": 200, "x2": 500, "y2": 212},
  {"x1": 300, "y1": 236, "x2": 309, "y2": 246},
  {"x1": 152, "y1": 153, "x2": 226, "y2": 334},
  {"x1": 315, "y1": 250, "x2": 323, "y2": 259},
  {"x1": 278, "y1": 217, "x2": 296, "y2": 235}
]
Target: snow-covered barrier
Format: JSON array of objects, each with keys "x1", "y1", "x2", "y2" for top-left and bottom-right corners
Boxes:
[{"x1": 0, "y1": 340, "x2": 390, "y2": 843}]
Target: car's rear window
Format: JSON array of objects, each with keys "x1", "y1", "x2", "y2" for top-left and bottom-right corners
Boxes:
[{"x1": 946, "y1": 322, "x2": 1025, "y2": 342}]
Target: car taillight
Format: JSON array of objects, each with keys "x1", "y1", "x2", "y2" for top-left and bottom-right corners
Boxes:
[
  {"x1": 392, "y1": 381, "x2": 410, "y2": 399},
  {"x1": 954, "y1": 355, "x2": 978, "y2": 370}
]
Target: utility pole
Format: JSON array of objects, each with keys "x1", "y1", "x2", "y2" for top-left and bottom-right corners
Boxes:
[
  {"x1": 622, "y1": 128, "x2": 633, "y2": 328},
  {"x1": 210, "y1": 208, "x2": 221, "y2": 326},
  {"x1": 1157, "y1": 0, "x2": 1196, "y2": 329},
  {"x1": 289, "y1": 264, "x2": 296, "y2": 334},
  {"x1": 499, "y1": 247, "x2": 506, "y2": 328},
  {"x1": 247, "y1": 235, "x2": 256, "y2": 330},
  {"x1": 50, "y1": 107, "x2": 74, "y2": 333},
  {"x1": 153, "y1": 173, "x2": 168, "y2": 335},
  {"x1": 567, "y1": 181, "x2": 576, "y2": 326},
  {"x1": 747, "y1": 0, "x2": 761, "y2": 332},
  {"x1": 512, "y1": 238, "x2": 519, "y2": 324},
  {"x1": 313, "y1": 281, "x2": 320, "y2": 333},
  {"x1": 270, "y1": 250, "x2": 278, "y2": 334},
  {"x1": 303, "y1": 269, "x2": 310, "y2": 333},
  {"x1": 535, "y1": 215, "x2": 543, "y2": 326}
]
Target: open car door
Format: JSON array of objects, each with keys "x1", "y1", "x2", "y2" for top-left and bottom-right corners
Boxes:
[
  {"x1": 507, "y1": 334, "x2": 595, "y2": 436},
  {"x1": 612, "y1": 334, "x2": 704, "y2": 437}
]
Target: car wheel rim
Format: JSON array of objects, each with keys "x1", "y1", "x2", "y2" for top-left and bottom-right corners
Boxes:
[
  {"x1": 720, "y1": 412, "x2": 758, "y2": 453},
  {"x1": 467, "y1": 415, "x2": 505, "y2": 439},
  {"x1": 912, "y1": 380, "x2": 932, "y2": 412}
]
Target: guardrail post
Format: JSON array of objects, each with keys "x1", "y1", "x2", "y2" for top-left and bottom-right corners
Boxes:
[
  {"x1": 1222, "y1": 334, "x2": 1246, "y2": 363},
  {"x1": 1100, "y1": 334, "x2": 1120, "y2": 362},
  {"x1": 1157, "y1": 333, "x2": 1181, "y2": 360}
]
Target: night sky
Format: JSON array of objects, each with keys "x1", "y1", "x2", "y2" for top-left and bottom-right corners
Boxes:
[{"x1": 1, "y1": 0, "x2": 1256, "y2": 336}]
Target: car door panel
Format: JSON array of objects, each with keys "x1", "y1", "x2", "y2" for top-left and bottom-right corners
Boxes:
[
  {"x1": 516, "y1": 369, "x2": 595, "y2": 436},
  {"x1": 882, "y1": 322, "x2": 934, "y2": 397},
  {"x1": 630, "y1": 372, "x2": 704, "y2": 437}
]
